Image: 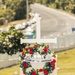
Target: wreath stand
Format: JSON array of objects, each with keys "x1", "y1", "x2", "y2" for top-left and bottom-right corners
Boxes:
[{"x1": 20, "y1": 14, "x2": 57, "y2": 75}]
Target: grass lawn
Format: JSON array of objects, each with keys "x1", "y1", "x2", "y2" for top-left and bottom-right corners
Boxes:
[
  {"x1": 57, "y1": 48, "x2": 75, "y2": 75},
  {"x1": 0, "y1": 48, "x2": 75, "y2": 75},
  {"x1": 0, "y1": 65, "x2": 20, "y2": 75}
]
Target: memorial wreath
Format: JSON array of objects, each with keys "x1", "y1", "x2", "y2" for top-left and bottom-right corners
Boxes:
[{"x1": 19, "y1": 43, "x2": 56, "y2": 75}]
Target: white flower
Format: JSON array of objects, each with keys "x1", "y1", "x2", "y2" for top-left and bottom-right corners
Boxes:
[
  {"x1": 30, "y1": 44, "x2": 34, "y2": 47},
  {"x1": 41, "y1": 55, "x2": 44, "y2": 59},
  {"x1": 3, "y1": 42, "x2": 6, "y2": 44},
  {"x1": 19, "y1": 57, "x2": 21, "y2": 61},
  {"x1": 8, "y1": 35, "x2": 13, "y2": 38},
  {"x1": 5, "y1": 37, "x2": 9, "y2": 41},
  {"x1": 46, "y1": 54, "x2": 50, "y2": 59},
  {"x1": 39, "y1": 72, "x2": 43, "y2": 75},
  {"x1": 26, "y1": 54, "x2": 31, "y2": 58},
  {"x1": 26, "y1": 67, "x2": 32, "y2": 72},
  {"x1": 9, "y1": 44, "x2": 12, "y2": 47},
  {"x1": 38, "y1": 47, "x2": 43, "y2": 53}
]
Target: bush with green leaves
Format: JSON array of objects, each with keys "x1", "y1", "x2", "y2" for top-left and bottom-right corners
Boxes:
[{"x1": 0, "y1": 26, "x2": 26, "y2": 55}]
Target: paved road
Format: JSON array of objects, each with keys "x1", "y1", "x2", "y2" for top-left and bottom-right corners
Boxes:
[{"x1": 31, "y1": 3, "x2": 75, "y2": 38}]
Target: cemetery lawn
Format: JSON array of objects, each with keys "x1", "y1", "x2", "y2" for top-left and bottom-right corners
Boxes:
[
  {"x1": 0, "y1": 49, "x2": 75, "y2": 75},
  {"x1": 0, "y1": 65, "x2": 20, "y2": 75},
  {"x1": 57, "y1": 48, "x2": 75, "y2": 75}
]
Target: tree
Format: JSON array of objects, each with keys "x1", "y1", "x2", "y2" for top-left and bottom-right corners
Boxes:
[
  {"x1": 0, "y1": 8, "x2": 15, "y2": 25},
  {"x1": 72, "y1": 6, "x2": 75, "y2": 14},
  {"x1": 4, "y1": 0, "x2": 34, "y2": 20},
  {"x1": 55, "y1": 2, "x2": 60, "y2": 9},
  {"x1": 0, "y1": 0, "x2": 34, "y2": 24},
  {"x1": 4, "y1": 0, "x2": 26, "y2": 20}
]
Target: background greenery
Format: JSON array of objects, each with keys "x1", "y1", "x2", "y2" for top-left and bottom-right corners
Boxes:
[
  {"x1": 0, "y1": 0, "x2": 34, "y2": 25},
  {"x1": 57, "y1": 48, "x2": 75, "y2": 75},
  {"x1": 0, "y1": 26, "x2": 26, "y2": 55},
  {"x1": 35, "y1": 0, "x2": 75, "y2": 13},
  {"x1": 0, "y1": 0, "x2": 75, "y2": 25}
]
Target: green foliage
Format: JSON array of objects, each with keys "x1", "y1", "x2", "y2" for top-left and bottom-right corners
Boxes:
[
  {"x1": 0, "y1": 17, "x2": 5, "y2": 25},
  {"x1": 4, "y1": 0, "x2": 27, "y2": 20},
  {"x1": 0, "y1": 0, "x2": 33, "y2": 25},
  {"x1": 0, "y1": 8, "x2": 15, "y2": 25},
  {"x1": 72, "y1": 6, "x2": 75, "y2": 14},
  {"x1": 0, "y1": 26, "x2": 26, "y2": 55},
  {"x1": 34, "y1": 0, "x2": 75, "y2": 14}
]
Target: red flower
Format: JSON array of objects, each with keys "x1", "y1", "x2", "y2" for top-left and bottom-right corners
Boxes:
[
  {"x1": 29, "y1": 51, "x2": 33, "y2": 54},
  {"x1": 52, "y1": 66, "x2": 55, "y2": 71},
  {"x1": 39, "y1": 69, "x2": 43, "y2": 72},
  {"x1": 50, "y1": 61, "x2": 54, "y2": 66},
  {"x1": 43, "y1": 70, "x2": 48, "y2": 75},
  {"x1": 53, "y1": 59, "x2": 56, "y2": 63},
  {"x1": 32, "y1": 71, "x2": 36, "y2": 75},
  {"x1": 25, "y1": 48, "x2": 28, "y2": 50},
  {"x1": 29, "y1": 47, "x2": 33, "y2": 51},
  {"x1": 23, "y1": 62, "x2": 27, "y2": 68},
  {"x1": 44, "y1": 48, "x2": 48, "y2": 53},
  {"x1": 34, "y1": 45, "x2": 37, "y2": 49},
  {"x1": 22, "y1": 52, "x2": 24, "y2": 56}
]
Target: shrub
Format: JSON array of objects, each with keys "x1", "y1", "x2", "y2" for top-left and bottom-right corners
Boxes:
[{"x1": 0, "y1": 17, "x2": 5, "y2": 25}]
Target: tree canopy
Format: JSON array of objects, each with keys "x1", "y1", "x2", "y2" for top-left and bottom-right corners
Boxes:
[
  {"x1": 0, "y1": 0, "x2": 75, "y2": 25},
  {"x1": 34, "y1": 0, "x2": 75, "y2": 14},
  {"x1": 0, "y1": 0, "x2": 33, "y2": 25}
]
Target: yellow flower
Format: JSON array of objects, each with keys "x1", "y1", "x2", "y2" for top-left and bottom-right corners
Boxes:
[{"x1": 23, "y1": 48, "x2": 26, "y2": 53}]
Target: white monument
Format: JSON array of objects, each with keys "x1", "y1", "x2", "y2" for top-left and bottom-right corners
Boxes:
[{"x1": 20, "y1": 13, "x2": 57, "y2": 75}]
